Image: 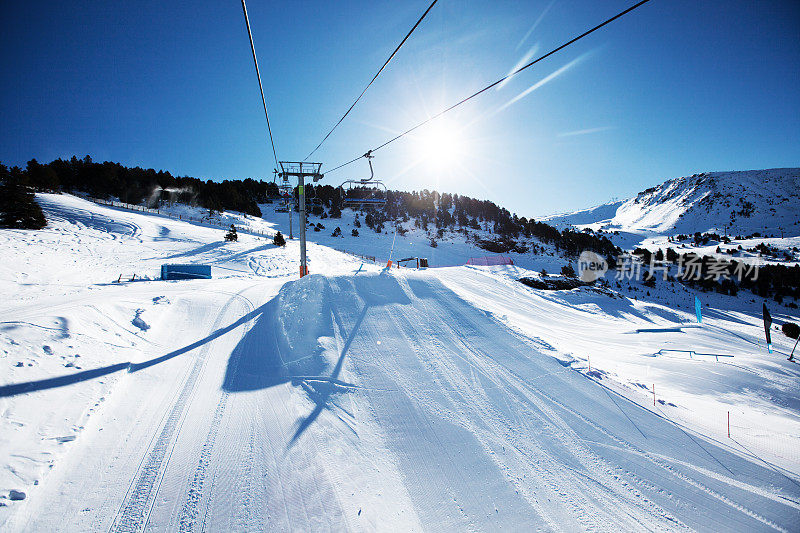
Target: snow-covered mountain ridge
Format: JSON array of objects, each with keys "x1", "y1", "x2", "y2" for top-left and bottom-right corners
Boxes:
[{"x1": 543, "y1": 168, "x2": 800, "y2": 237}]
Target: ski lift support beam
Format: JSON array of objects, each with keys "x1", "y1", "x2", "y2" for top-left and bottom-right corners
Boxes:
[{"x1": 279, "y1": 161, "x2": 323, "y2": 278}]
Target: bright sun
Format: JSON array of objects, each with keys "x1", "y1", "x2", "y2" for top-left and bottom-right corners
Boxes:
[{"x1": 414, "y1": 119, "x2": 464, "y2": 173}]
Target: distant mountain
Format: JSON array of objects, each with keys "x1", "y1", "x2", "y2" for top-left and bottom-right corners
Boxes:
[{"x1": 543, "y1": 168, "x2": 800, "y2": 237}]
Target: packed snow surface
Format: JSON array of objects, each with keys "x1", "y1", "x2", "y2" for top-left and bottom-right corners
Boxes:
[{"x1": 1, "y1": 193, "x2": 798, "y2": 531}]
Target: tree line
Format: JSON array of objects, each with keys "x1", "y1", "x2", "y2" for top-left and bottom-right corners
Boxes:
[
  {"x1": 303, "y1": 184, "x2": 619, "y2": 263},
  {"x1": 2, "y1": 156, "x2": 277, "y2": 217},
  {"x1": 3, "y1": 156, "x2": 619, "y2": 265},
  {"x1": 632, "y1": 248, "x2": 800, "y2": 304}
]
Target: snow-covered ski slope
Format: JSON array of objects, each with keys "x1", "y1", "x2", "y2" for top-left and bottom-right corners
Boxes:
[{"x1": 2, "y1": 194, "x2": 799, "y2": 531}]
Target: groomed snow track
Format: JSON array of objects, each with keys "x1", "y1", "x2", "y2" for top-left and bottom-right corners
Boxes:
[
  {"x1": 11, "y1": 271, "x2": 800, "y2": 531},
  {"x1": 272, "y1": 272, "x2": 799, "y2": 532}
]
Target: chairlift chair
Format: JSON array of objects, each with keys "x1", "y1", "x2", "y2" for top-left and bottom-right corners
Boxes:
[
  {"x1": 274, "y1": 170, "x2": 294, "y2": 213},
  {"x1": 339, "y1": 151, "x2": 387, "y2": 209}
]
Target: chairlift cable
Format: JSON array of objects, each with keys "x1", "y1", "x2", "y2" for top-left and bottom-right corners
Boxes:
[
  {"x1": 303, "y1": 0, "x2": 439, "y2": 161},
  {"x1": 241, "y1": 0, "x2": 279, "y2": 170},
  {"x1": 325, "y1": 0, "x2": 652, "y2": 174},
  {"x1": 327, "y1": 153, "x2": 371, "y2": 175}
]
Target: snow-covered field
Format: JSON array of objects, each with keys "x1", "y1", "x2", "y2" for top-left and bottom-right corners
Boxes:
[{"x1": 1, "y1": 193, "x2": 799, "y2": 530}]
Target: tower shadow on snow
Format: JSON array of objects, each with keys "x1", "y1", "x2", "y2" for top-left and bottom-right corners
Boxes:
[
  {"x1": 221, "y1": 272, "x2": 412, "y2": 447},
  {"x1": 0, "y1": 302, "x2": 271, "y2": 398}
]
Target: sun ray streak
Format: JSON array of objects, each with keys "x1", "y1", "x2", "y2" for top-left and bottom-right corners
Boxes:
[
  {"x1": 498, "y1": 44, "x2": 541, "y2": 91},
  {"x1": 516, "y1": 0, "x2": 557, "y2": 51},
  {"x1": 500, "y1": 52, "x2": 589, "y2": 112},
  {"x1": 463, "y1": 50, "x2": 594, "y2": 131},
  {"x1": 557, "y1": 126, "x2": 615, "y2": 137}
]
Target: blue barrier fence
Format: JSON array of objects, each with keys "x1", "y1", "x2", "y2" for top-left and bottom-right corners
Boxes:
[{"x1": 161, "y1": 264, "x2": 212, "y2": 280}]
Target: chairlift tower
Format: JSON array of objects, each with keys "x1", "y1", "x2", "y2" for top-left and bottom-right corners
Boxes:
[{"x1": 279, "y1": 161, "x2": 323, "y2": 278}]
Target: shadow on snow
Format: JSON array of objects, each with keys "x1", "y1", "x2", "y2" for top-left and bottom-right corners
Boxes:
[
  {"x1": 0, "y1": 302, "x2": 270, "y2": 398},
  {"x1": 221, "y1": 272, "x2": 411, "y2": 447}
]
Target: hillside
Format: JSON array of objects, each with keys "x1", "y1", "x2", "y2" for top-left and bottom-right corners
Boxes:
[
  {"x1": 543, "y1": 168, "x2": 800, "y2": 238},
  {"x1": 2, "y1": 157, "x2": 622, "y2": 272}
]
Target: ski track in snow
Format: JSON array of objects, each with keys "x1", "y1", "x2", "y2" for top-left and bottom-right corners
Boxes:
[
  {"x1": 348, "y1": 276, "x2": 678, "y2": 530},
  {"x1": 293, "y1": 273, "x2": 797, "y2": 531},
  {"x1": 110, "y1": 291, "x2": 253, "y2": 532},
  {"x1": 2, "y1": 193, "x2": 799, "y2": 532},
  {"x1": 177, "y1": 293, "x2": 257, "y2": 533}
]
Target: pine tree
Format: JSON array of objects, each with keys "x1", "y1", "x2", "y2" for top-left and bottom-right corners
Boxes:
[
  {"x1": 0, "y1": 174, "x2": 47, "y2": 229},
  {"x1": 224, "y1": 224, "x2": 238, "y2": 242},
  {"x1": 26, "y1": 159, "x2": 60, "y2": 192},
  {"x1": 273, "y1": 231, "x2": 286, "y2": 247}
]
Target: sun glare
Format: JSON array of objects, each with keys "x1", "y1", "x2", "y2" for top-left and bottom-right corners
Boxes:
[{"x1": 414, "y1": 118, "x2": 465, "y2": 173}]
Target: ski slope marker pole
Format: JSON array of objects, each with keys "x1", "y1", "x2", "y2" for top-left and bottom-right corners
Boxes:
[
  {"x1": 652, "y1": 384, "x2": 656, "y2": 406},
  {"x1": 727, "y1": 411, "x2": 730, "y2": 438},
  {"x1": 387, "y1": 224, "x2": 398, "y2": 269}
]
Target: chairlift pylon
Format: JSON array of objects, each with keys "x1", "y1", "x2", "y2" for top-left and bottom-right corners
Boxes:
[{"x1": 339, "y1": 151, "x2": 387, "y2": 208}]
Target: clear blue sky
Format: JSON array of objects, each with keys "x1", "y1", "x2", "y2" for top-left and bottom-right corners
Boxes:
[{"x1": 1, "y1": 1, "x2": 798, "y2": 218}]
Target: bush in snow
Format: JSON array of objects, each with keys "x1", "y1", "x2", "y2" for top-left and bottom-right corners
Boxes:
[
  {"x1": 519, "y1": 277, "x2": 584, "y2": 291},
  {"x1": 476, "y1": 237, "x2": 521, "y2": 253},
  {"x1": 273, "y1": 231, "x2": 286, "y2": 247},
  {"x1": 224, "y1": 224, "x2": 238, "y2": 242},
  {"x1": 781, "y1": 322, "x2": 799, "y2": 339},
  {"x1": 666, "y1": 247, "x2": 679, "y2": 263},
  {"x1": 351, "y1": 229, "x2": 359, "y2": 237},
  {"x1": 633, "y1": 247, "x2": 652, "y2": 265},
  {"x1": 331, "y1": 227, "x2": 341, "y2": 237}
]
